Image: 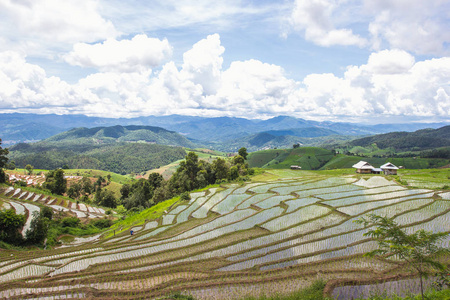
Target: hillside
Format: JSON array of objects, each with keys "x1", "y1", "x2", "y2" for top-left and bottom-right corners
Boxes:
[
  {"x1": 45, "y1": 125, "x2": 197, "y2": 148},
  {"x1": 342, "y1": 125, "x2": 450, "y2": 152},
  {"x1": 208, "y1": 127, "x2": 355, "y2": 152},
  {"x1": 248, "y1": 147, "x2": 335, "y2": 170},
  {"x1": 7, "y1": 125, "x2": 192, "y2": 174},
  {"x1": 248, "y1": 147, "x2": 450, "y2": 170},
  {"x1": 0, "y1": 170, "x2": 449, "y2": 299}
]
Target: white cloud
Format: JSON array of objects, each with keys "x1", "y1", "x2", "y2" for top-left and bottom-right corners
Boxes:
[
  {"x1": 64, "y1": 34, "x2": 172, "y2": 73},
  {"x1": 288, "y1": 0, "x2": 367, "y2": 47},
  {"x1": 2, "y1": 39, "x2": 449, "y2": 122},
  {"x1": 286, "y1": 0, "x2": 450, "y2": 55},
  {"x1": 0, "y1": 51, "x2": 84, "y2": 111},
  {"x1": 0, "y1": 0, "x2": 118, "y2": 52},
  {"x1": 366, "y1": 0, "x2": 450, "y2": 55},
  {"x1": 181, "y1": 34, "x2": 225, "y2": 95}
]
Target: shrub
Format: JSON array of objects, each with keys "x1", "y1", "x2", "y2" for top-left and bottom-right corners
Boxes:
[
  {"x1": 91, "y1": 219, "x2": 113, "y2": 229},
  {"x1": 61, "y1": 217, "x2": 81, "y2": 228}
]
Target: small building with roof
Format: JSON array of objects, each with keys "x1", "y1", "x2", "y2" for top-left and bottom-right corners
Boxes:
[
  {"x1": 352, "y1": 161, "x2": 375, "y2": 174},
  {"x1": 380, "y1": 162, "x2": 399, "y2": 175}
]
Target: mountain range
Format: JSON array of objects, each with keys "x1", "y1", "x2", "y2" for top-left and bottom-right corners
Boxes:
[{"x1": 1, "y1": 113, "x2": 448, "y2": 148}]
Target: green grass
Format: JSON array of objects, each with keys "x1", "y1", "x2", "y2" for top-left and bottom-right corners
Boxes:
[
  {"x1": 242, "y1": 280, "x2": 330, "y2": 300},
  {"x1": 390, "y1": 168, "x2": 450, "y2": 190},
  {"x1": 248, "y1": 147, "x2": 334, "y2": 170},
  {"x1": 104, "y1": 196, "x2": 181, "y2": 237}
]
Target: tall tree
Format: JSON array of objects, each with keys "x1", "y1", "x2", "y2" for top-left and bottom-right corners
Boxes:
[
  {"x1": 238, "y1": 147, "x2": 248, "y2": 160},
  {"x1": 44, "y1": 169, "x2": 67, "y2": 195},
  {"x1": 355, "y1": 214, "x2": 449, "y2": 300},
  {"x1": 25, "y1": 164, "x2": 34, "y2": 175},
  {"x1": 0, "y1": 209, "x2": 25, "y2": 244},
  {"x1": 0, "y1": 138, "x2": 8, "y2": 183}
]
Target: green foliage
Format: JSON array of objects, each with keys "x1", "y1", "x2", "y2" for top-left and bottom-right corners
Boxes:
[
  {"x1": 0, "y1": 138, "x2": 8, "y2": 169},
  {"x1": 25, "y1": 164, "x2": 33, "y2": 175},
  {"x1": 40, "y1": 206, "x2": 53, "y2": 220},
  {"x1": 239, "y1": 147, "x2": 248, "y2": 159},
  {"x1": 61, "y1": 217, "x2": 81, "y2": 228},
  {"x1": 25, "y1": 211, "x2": 49, "y2": 245},
  {"x1": 0, "y1": 138, "x2": 8, "y2": 183},
  {"x1": 355, "y1": 214, "x2": 450, "y2": 300},
  {"x1": 180, "y1": 192, "x2": 191, "y2": 201},
  {"x1": 0, "y1": 168, "x2": 6, "y2": 184},
  {"x1": 0, "y1": 209, "x2": 25, "y2": 244},
  {"x1": 159, "y1": 292, "x2": 195, "y2": 299},
  {"x1": 91, "y1": 218, "x2": 113, "y2": 229},
  {"x1": 8, "y1": 126, "x2": 191, "y2": 174},
  {"x1": 44, "y1": 168, "x2": 67, "y2": 195},
  {"x1": 95, "y1": 188, "x2": 118, "y2": 208}
]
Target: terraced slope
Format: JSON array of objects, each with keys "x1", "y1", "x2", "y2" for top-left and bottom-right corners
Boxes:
[
  {"x1": 0, "y1": 175, "x2": 449, "y2": 299},
  {"x1": 1, "y1": 187, "x2": 106, "y2": 222}
]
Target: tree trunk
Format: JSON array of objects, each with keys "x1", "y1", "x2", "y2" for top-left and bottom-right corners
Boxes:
[{"x1": 419, "y1": 273, "x2": 424, "y2": 300}]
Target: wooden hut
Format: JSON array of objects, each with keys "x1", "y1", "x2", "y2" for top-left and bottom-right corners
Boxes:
[
  {"x1": 380, "y1": 162, "x2": 399, "y2": 175},
  {"x1": 352, "y1": 161, "x2": 374, "y2": 174}
]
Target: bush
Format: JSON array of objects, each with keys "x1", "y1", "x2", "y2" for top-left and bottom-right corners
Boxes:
[
  {"x1": 180, "y1": 192, "x2": 191, "y2": 201},
  {"x1": 15, "y1": 180, "x2": 27, "y2": 187},
  {"x1": 0, "y1": 169, "x2": 6, "y2": 183},
  {"x1": 91, "y1": 219, "x2": 112, "y2": 229},
  {"x1": 61, "y1": 217, "x2": 81, "y2": 228}
]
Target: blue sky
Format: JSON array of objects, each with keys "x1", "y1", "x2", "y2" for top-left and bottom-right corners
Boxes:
[{"x1": 0, "y1": 0, "x2": 449, "y2": 123}]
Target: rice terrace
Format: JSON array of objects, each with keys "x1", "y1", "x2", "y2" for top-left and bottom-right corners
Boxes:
[{"x1": 1, "y1": 167, "x2": 449, "y2": 299}]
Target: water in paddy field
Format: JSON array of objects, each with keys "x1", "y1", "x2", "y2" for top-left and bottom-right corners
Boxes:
[{"x1": 332, "y1": 277, "x2": 435, "y2": 300}]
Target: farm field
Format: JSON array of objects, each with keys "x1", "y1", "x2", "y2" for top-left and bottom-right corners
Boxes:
[{"x1": 0, "y1": 170, "x2": 449, "y2": 299}]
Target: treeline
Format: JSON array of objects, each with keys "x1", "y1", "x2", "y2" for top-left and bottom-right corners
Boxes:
[
  {"x1": 9, "y1": 143, "x2": 186, "y2": 174},
  {"x1": 121, "y1": 149, "x2": 252, "y2": 210}
]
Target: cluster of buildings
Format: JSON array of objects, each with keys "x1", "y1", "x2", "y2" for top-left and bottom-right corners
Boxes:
[{"x1": 352, "y1": 161, "x2": 400, "y2": 175}]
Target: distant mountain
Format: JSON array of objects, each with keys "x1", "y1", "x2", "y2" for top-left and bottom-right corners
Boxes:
[
  {"x1": 7, "y1": 125, "x2": 194, "y2": 174},
  {"x1": 344, "y1": 125, "x2": 450, "y2": 151},
  {"x1": 263, "y1": 127, "x2": 339, "y2": 138},
  {"x1": 211, "y1": 131, "x2": 355, "y2": 152},
  {"x1": 0, "y1": 113, "x2": 448, "y2": 146},
  {"x1": 46, "y1": 125, "x2": 197, "y2": 148}
]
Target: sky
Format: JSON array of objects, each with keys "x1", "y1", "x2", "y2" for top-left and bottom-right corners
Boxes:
[{"x1": 0, "y1": 0, "x2": 449, "y2": 124}]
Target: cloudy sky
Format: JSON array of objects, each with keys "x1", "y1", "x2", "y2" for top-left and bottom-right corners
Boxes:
[{"x1": 0, "y1": 0, "x2": 449, "y2": 123}]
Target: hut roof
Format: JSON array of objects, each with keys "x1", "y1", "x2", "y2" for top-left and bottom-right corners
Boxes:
[
  {"x1": 380, "y1": 162, "x2": 399, "y2": 170},
  {"x1": 352, "y1": 161, "x2": 374, "y2": 169}
]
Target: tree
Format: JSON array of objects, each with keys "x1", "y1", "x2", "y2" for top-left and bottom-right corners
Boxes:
[
  {"x1": 238, "y1": 147, "x2": 248, "y2": 160},
  {"x1": 67, "y1": 183, "x2": 81, "y2": 199},
  {"x1": 0, "y1": 209, "x2": 25, "y2": 244},
  {"x1": 0, "y1": 138, "x2": 8, "y2": 183},
  {"x1": 0, "y1": 139, "x2": 8, "y2": 169},
  {"x1": 148, "y1": 173, "x2": 163, "y2": 190},
  {"x1": 25, "y1": 164, "x2": 34, "y2": 175},
  {"x1": 44, "y1": 169, "x2": 67, "y2": 195},
  {"x1": 355, "y1": 214, "x2": 450, "y2": 300},
  {"x1": 26, "y1": 211, "x2": 49, "y2": 244},
  {"x1": 233, "y1": 155, "x2": 245, "y2": 165},
  {"x1": 212, "y1": 158, "x2": 228, "y2": 181}
]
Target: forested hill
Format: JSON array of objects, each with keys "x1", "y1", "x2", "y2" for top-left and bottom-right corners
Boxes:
[
  {"x1": 7, "y1": 125, "x2": 194, "y2": 174},
  {"x1": 45, "y1": 125, "x2": 196, "y2": 148},
  {"x1": 346, "y1": 125, "x2": 450, "y2": 151}
]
